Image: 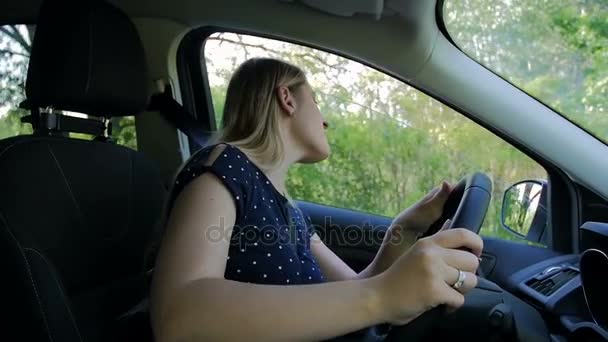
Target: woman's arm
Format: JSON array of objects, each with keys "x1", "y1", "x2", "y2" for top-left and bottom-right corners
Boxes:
[
  {"x1": 156, "y1": 276, "x2": 382, "y2": 342},
  {"x1": 150, "y1": 171, "x2": 386, "y2": 341},
  {"x1": 150, "y1": 167, "x2": 478, "y2": 341},
  {"x1": 311, "y1": 182, "x2": 452, "y2": 281},
  {"x1": 310, "y1": 225, "x2": 419, "y2": 282}
]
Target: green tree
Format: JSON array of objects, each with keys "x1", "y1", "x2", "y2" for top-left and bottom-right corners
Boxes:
[
  {"x1": 0, "y1": 25, "x2": 32, "y2": 106},
  {"x1": 0, "y1": 25, "x2": 34, "y2": 138},
  {"x1": 0, "y1": 108, "x2": 32, "y2": 139},
  {"x1": 444, "y1": 0, "x2": 607, "y2": 141}
]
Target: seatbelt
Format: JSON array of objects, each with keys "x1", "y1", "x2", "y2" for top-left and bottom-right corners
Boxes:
[{"x1": 147, "y1": 82, "x2": 211, "y2": 150}]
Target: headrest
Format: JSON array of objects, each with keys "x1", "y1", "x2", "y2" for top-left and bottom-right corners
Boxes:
[{"x1": 25, "y1": 0, "x2": 150, "y2": 117}]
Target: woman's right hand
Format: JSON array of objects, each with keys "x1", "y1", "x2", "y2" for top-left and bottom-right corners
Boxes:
[{"x1": 374, "y1": 228, "x2": 483, "y2": 325}]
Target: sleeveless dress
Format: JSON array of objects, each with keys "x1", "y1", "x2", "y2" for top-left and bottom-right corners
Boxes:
[{"x1": 169, "y1": 143, "x2": 326, "y2": 285}]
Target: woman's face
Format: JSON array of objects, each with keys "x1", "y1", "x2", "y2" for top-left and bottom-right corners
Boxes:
[{"x1": 291, "y1": 83, "x2": 330, "y2": 163}]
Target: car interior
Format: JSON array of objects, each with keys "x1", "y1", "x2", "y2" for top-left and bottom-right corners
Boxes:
[{"x1": 1, "y1": 0, "x2": 608, "y2": 341}]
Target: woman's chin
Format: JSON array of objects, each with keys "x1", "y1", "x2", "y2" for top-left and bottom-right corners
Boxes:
[{"x1": 301, "y1": 144, "x2": 330, "y2": 163}]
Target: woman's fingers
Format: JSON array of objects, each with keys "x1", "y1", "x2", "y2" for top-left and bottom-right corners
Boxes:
[
  {"x1": 441, "y1": 248, "x2": 480, "y2": 273},
  {"x1": 443, "y1": 268, "x2": 478, "y2": 294},
  {"x1": 439, "y1": 282, "x2": 466, "y2": 310},
  {"x1": 434, "y1": 268, "x2": 477, "y2": 313},
  {"x1": 431, "y1": 228, "x2": 484, "y2": 257}
]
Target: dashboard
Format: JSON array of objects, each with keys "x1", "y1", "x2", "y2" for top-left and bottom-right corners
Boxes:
[{"x1": 507, "y1": 222, "x2": 608, "y2": 341}]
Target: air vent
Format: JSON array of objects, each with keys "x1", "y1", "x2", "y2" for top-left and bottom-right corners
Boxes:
[{"x1": 526, "y1": 267, "x2": 579, "y2": 296}]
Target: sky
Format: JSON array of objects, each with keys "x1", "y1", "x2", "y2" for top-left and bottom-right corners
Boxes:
[{"x1": 0, "y1": 106, "x2": 9, "y2": 117}]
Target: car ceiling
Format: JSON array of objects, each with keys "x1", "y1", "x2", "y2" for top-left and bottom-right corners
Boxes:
[{"x1": 1, "y1": 0, "x2": 437, "y2": 78}]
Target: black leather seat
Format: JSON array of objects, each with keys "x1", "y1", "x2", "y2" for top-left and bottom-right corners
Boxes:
[{"x1": 0, "y1": 0, "x2": 165, "y2": 341}]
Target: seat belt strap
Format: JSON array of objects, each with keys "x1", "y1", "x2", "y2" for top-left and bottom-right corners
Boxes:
[{"x1": 147, "y1": 83, "x2": 210, "y2": 150}]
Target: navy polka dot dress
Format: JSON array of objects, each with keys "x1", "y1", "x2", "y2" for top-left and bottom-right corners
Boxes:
[{"x1": 170, "y1": 143, "x2": 326, "y2": 285}]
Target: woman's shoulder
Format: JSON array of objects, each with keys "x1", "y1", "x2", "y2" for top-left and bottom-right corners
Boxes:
[
  {"x1": 170, "y1": 143, "x2": 259, "y2": 218},
  {"x1": 190, "y1": 143, "x2": 258, "y2": 175}
]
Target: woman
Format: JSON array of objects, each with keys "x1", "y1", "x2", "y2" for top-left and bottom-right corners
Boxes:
[{"x1": 150, "y1": 58, "x2": 482, "y2": 341}]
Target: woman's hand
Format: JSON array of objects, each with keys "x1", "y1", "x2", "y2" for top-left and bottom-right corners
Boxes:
[
  {"x1": 356, "y1": 182, "x2": 454, "y2": 279},
  {"x1": 391, "y1": 181, "x2": 453, "y2": 235},
  {"x1": 373, "y1": 228, "x2": 483, "y2": 325}
]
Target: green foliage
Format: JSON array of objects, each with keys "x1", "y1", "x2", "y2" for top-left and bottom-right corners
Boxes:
[
  {"x1": 445, "y1": 0, "x2": 607, "y2": 142},
  {"x1": 210, "y1": 85, "x2": 227, "y2": 128},
  {"x1": 112, "y1": 116, "x2": 138, "y2": 150},
  {"x1": 0, "y1": 108, "x2": 32, "y2": 139},
  {"x1": 0, "y1": 25, "x2": 32, "y2": 107},
  {"x1": 502, "y1": 183, "x2": 542, "y2": 237}
]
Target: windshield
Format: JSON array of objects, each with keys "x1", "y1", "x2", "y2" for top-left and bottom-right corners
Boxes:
[{"x1": 443, "y1": 0, "x2": 607, "y2": 143}]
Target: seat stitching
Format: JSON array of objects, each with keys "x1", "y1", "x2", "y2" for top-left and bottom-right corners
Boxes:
[
  {"x1": 113, "y1": 149, "x2": 134, "y2": 240},
  {"x1": 24, "y1": 248, "x2": 84, "y2": 342},
  {"x1": 46, "y1": 143, "x2": 86, "y2": 226},
  {"x1": 0, "y1": 212, "x2": 54, "y2": 342},
  {"x1": 0, "y1": 137, "x2": 34, "y2": 159},
  {"x1": 0, "y1": 136, "x2": 134, "y2": 160}
]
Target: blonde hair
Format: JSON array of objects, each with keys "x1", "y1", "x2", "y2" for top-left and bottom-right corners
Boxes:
[
  {"x1": 144, "y1": 59, "x2": 307, "y2": 272},
  {"x1": 207, "y1": 57, "x2": 308, "y2": 172}
]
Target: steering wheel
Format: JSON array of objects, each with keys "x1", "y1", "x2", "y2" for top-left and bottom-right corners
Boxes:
[
  {"x1": 423, "y1": 172, "x2": 493, "y2": 236},
  {"x1": 382, "y1": 172, "x2": 493, "y2": 341}
]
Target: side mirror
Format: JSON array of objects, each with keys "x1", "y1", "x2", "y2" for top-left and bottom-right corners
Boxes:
[{"x1": 501, "y1": 180, "x2": 548, "y2": 244}]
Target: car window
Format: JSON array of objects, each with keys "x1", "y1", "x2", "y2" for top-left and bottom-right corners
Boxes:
[
  {"x1": 0, "y1": 24, "x2": 138, "y2": 149},
  {"x1": 443, "y1": 0, "x2": 607, "y2": 143},
  {"x1": 202, "y1": 32, "x2": 548, "y2": 241}
]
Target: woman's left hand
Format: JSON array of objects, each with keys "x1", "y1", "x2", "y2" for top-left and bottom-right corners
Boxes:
[
  {"x1": 357, "y1": 181, "x2": 454, "y2": 278},
  {"x1": 390, "y1": 181, "x2": 453, "y2": 238}
]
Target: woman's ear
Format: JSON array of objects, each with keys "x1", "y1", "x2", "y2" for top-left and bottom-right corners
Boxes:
[{"x1": 276, "y1": 86, "x2": 297, "y2": 116}]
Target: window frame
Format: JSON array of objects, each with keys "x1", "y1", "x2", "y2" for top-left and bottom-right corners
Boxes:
[{"x1": 176, "y1": 26, "x2": 577, "y2": 253}]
